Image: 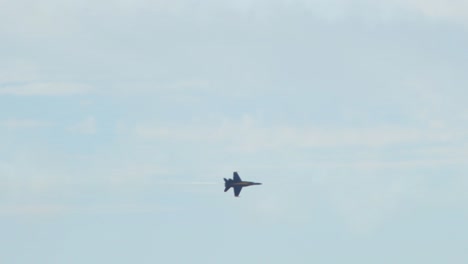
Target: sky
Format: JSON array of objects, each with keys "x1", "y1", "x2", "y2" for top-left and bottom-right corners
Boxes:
[{"x1": 1, "y1": 0, "x2": 468, "y2": 263}]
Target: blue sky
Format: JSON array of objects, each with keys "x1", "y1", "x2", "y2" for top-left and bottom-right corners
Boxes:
[{"x1": 1, "y1": 1, "x2": 468, "y2": 263}]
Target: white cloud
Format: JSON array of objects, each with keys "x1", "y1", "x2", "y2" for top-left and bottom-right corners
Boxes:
[
  {"x1": 0, "y1": 203, "x2": 177, "y2": 216},
  {"x1": 307, "y1": 0, "x2": 468, "y2": 21},
  {"x1": 401, "y1": 0, "x2": 468, "y2": 22},
  {"x1": 68, "y1": 117, "x2": 97, "y2": 135},
  {"x1": 0, "y1": 204, "x2": 68, "y2": 215},
  {"x1": 0, "y1": 0, "x2": 85, "y2": 37},
  {"x1": 0, "y1": 146, "x2": 175, "y2": 216},
  {"x1": 1, "y1": 0, "x2": 468, "y2": 40},
  {"x1": 133, "y1": 116, "x2": 460, "y2": 150},
  {"x1": 0, "y1": 60, "x2": 40, "y2": 83},
  {"x1": 0, "y1": 82, "x2": 92, "y2": 96},
  {"x1": 0, "y1": 118, "x2": 50, "y2": 129},
  {"x1": 285, "y1": 0, "x2": 468, "y2": 23}
]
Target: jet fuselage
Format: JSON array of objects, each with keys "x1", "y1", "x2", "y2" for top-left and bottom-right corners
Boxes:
[
  {"x1": 229, "y1": 181, "x2": 261, "y2": 187},
  {"x1": 224, "y1": 172, "x2": 261, "y2": 197}
]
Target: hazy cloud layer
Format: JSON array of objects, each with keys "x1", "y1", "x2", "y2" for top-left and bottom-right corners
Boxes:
[
  {"x1": 1, "y1": 1, "x2": 467, "y2": 263},
  {"x1": 0, "y1": 118, "x2": 50, "y2": 129},
  {"x1": 67, "y1": 117, "x2": 97, "y2": 135},
  {"x1": 0, "y1": 82, "x2": 92, "y2": 96}
]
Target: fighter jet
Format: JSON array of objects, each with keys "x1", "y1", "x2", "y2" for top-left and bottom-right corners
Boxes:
[{"x1": 224, "y1": 172, "x2": 261, "y2": 197}]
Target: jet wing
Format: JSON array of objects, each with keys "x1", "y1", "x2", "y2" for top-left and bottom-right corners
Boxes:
[
  {"x1": 234, "y1": 186, "x2": 242, "y2": 197},
  {"x1": 233, "y1": 172, "x2": 242, "y2": 182}
]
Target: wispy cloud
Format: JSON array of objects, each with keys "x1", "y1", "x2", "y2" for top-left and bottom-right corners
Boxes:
[
  {"x1": 0, "y1": 82, "x2": 92, "y2": 96},
  {"x1": 133, "y1": 116, "x2": 460, "y2": 150},
  {"x1": 0, "y1": 204, "x2": 69, "y2": 215},
  {"x1": 2, "y1": 0, "x2": 468, "y2": 40},
  {"x1": 67, "y1": 117, "x2": 97, "y2": 135},
  {"x1": 295, "y1": 0, "x2": 468, "y2": 23},
  {"x1": 401, "y1": 0, "x2": 468, "y2": 22},
  {"x1": 0, "y1": 118, "x2": 50, "y2": 129},
  {"x1": 0, "y1": 60, "x2": 40, "y2": 83},
  {"x1": 0, "y1": 153, "x2": 176, "y2": 216},
  {"x1": 0, "y1": 203, "x2": 177, "y2": 216}
]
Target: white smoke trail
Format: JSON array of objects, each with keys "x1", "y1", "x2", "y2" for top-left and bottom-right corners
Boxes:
[{"x1": 152, "y1": 181, "x2": 219, "y2": 185}]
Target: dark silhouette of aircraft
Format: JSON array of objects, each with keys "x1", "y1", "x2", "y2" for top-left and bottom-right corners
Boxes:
[{"x1": 224, "y1": 172, "x2": 261, "y2": 197}]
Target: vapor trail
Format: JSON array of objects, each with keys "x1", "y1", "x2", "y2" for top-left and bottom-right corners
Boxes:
[{"x1": 153, "y1": 181, "x2": 218, "y2": 185}]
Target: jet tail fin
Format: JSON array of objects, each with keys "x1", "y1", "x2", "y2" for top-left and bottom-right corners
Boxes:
[{"x1": 224, "y1": 186, "x2": 231, "y2": 192}]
